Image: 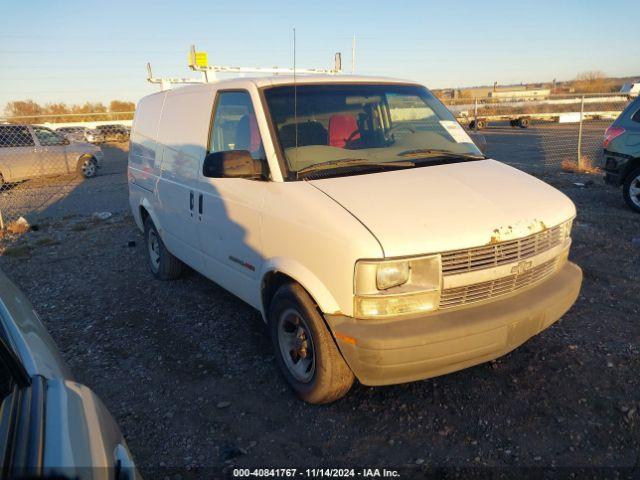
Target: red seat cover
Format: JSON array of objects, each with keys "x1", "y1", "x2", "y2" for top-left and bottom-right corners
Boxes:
[{"x1": 329, "y1": 114, "x2": 360, "y2": 148}]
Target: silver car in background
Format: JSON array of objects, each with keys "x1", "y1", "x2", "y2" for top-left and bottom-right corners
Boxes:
[
  {"x1": 55, "y1": 126, "x2": 92, "y2": 143},
  {"x1": 0, "y1": 268, "x2": 140, "y2": 479},
  {"x1": 0, "y1": 124, "x2": 103, "y2": 185}
]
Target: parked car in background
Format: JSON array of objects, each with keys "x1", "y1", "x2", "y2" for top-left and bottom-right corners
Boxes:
[
  {"x1": 94, "y1": 124, "x2": 130, "y2": 143},
  {"x1": 55, "y1": 126, "x2": 91, "y2": 143},
  {"x1": 603, "y1": 95, "x2": 640, "y2": 212},
  {"x1": 0, "y1": 124, "x2": 102, "y2": 185},
  {"x1": 129, "y1": 75, "x2": 582, "y2": 404},
  {"x1": 0, "y1": 268, "x2": 139, "y2": 479},
  {"x1": 85, "y1": 128, "x2": 106, "y2": 144}
]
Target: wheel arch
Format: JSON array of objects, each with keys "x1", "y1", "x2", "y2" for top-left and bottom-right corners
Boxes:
[
  {"x1": 260, "y1": 259, "x2": 342, "y2": 323},
  {"x1": 622, "y1": 156, "x2": 640, "y2": 180},
  {"x1": 0, "y1": 162, "x2": 12, "y2": 182},
  {"x1": 136, "y1": 197, "x2": 161, "y2": 234}
]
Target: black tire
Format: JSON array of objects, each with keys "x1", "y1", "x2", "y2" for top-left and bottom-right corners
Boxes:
[
  {"x1": 518, "y1": 117, "x2": 530, "y2": 128},
  {"x1": 144, "y1": 217, "x2": 184, "y2": 280},
  {"x1": 622, "y1": 166, "x2": 640, "y2": 213},
  {"x1": 476, "y1": 119, "x2": 486, "y2": 130},
  {"x1": 269, "y1": 283, "x2": 354, "y2": 404},
  {"x1": 77, "y1": 155, "x2": 97, "y2": 178}
]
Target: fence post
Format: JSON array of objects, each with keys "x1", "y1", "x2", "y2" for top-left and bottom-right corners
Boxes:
[
  {"x1": 474, "y1": 98, "x2": 478, "y2": 132},
  {"x1": 577, "y1": 95, "x2": 585, "y2": 170}
]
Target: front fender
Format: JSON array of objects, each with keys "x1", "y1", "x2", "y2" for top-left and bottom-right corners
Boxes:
[{"x1": 259, "y1": 257, "x2": 343, "y2": 319}]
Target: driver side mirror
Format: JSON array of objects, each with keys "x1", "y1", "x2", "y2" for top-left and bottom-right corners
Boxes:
[{"x1": 202, "y1": 150, "x2": 264, "y2": 179}]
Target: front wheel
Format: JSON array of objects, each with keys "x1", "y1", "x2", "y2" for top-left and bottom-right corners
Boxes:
[
  {"x1": 269, "y1": 283, "x2": 354, "y2": 404},
  {"x1": 623, "y1": 166, "x2": 640, "y2": 213}
]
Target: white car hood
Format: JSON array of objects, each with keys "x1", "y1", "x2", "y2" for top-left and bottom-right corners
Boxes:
[{"x1": 309, "y1": 159, "x2": 576, "y2": 257}]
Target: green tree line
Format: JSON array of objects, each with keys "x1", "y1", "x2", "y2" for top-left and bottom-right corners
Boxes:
[{"x1": 2, "y1": 100, "x2": 135, "y2": 124}]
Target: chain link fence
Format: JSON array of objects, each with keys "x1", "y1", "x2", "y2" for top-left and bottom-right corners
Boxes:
[
  {"x1": 0, "y1": 114, "x2": 132, "y2": 229},
  {"x1": 442, "y1": 93, "x2": 632, "y2": 174},
  {"x1": 0, "y1": 93, "x2": 634, "y2": 229}
]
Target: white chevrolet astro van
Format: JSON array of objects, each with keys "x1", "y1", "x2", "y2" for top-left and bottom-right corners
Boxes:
[{"x1": 128, "y1": 75, "x2": 582, "y2": 403}]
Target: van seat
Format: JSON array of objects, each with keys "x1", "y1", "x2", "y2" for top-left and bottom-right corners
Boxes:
[
  {"x1": 279, "y1": 121, "x2": 328, "y2": 149},
  {"x1": 328, "y1": 114, "x2": 360, "y2": 148},
  {"x1": 235, "y1": 113, "x2": 262, "y2": 153}
]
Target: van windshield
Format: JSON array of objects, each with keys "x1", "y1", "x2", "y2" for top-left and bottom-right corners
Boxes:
[{"x1": 263, "y1": 84, "x2": 483, "y2": 179}]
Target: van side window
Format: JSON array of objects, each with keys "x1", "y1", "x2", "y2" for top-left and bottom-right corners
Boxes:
[
  {"x1": 32, "y1": 126, "x2": 66, "y2": 146},
  {"x1": 632, "y1": 108, "x2": 640, "y2": 123},
  {"x1": 0, "y1": 126, "x2": 35, "y2": 148},
  {"x1": 209, "y1": 92, "x2": 265, "y2": 161}
]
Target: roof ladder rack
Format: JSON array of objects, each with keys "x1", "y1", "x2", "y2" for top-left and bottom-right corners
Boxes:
[
  {"x1": 146, "y1": 62, "x2": 207, "y2": 91},
  {"x1": 187, "y1": 45, "x2": 342, "y2": 81}
]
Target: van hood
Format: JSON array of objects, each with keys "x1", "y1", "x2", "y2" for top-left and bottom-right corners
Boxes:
[{"x1": 309, "y1": 159, "x2": 576, "y2": 257}]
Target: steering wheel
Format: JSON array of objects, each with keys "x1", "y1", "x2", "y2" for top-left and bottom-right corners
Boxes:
[{"x1": 343, "y1": 129, "x2": 362, "y2": 149}]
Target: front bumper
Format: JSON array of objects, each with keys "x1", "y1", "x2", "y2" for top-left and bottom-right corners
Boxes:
[{"x1": 326, "y1": 262, "x2": 582, "y2": 386}]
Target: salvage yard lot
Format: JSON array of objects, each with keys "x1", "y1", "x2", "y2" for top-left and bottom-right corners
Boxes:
[
  {"x1": 0, "y1": 122, "x2": 608, "y2": 224},
  {"x1": 0, "y1": 129, "x2": 638, "y2": 475}
]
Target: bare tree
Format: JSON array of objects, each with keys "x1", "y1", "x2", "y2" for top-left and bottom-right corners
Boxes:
[
  {"x1": 4, "y1": 100, "x2": 44, "y2": 123},
  {"x1": 572, "y1": 71, "x2": 611, "y2": 93},
  {"x1": 109, "y1": 100, "x2": 135, "y2": 120}
]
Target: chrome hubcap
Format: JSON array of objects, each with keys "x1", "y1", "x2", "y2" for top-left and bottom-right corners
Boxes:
[
  {"x1": 277, "y1": 308, "x2": 315, "y2": 383},
  {"x1": 147, "y1": 230, "x2": 161, "y2": 272},
  {"x1": 629, "y1": 175, "x2": 640, "y2": 207}
]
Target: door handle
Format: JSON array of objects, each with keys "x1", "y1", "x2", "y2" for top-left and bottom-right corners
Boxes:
[
  {"x1": 198, "y1": 194, "x2": 203, "y2": 215},
  {"x1": 189, "y1": 191, "x2": 194, "y2": 211}
]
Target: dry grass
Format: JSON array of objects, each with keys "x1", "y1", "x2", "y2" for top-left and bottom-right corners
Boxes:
[
  {"x1": 5, "y1": 220, "x2": 30, "y2": 235},
  {"x1": 561, "y1": 158, "x2": 602, "y2": 174}
]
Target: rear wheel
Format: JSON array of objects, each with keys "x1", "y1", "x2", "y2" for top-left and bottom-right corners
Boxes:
[
  {"x1": 518, "y1": 117, "x2": 530, "y2": 128},
  {"x1": 144, "y1": 217, "x2": 184, "y2": 279},
  {"x1": 623, "y1": 166, "x2": 640, "y2": 213},
  {"x1": 269, "y1": 283, "x2": 354, "y2": 404},
  {"x1": 78, "y1": 155, "x2": 97, "y2": 178}
]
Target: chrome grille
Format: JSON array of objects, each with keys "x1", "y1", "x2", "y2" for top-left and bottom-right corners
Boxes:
[
  {"x1": 441, "y1": 223, "x2": 567, "y2": 276},
  {"x1": 439, "y1": 257, "x2": 560, "y2": 309}
]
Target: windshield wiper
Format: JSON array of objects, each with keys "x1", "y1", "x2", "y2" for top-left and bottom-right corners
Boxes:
[
  {"x1": 398, "y1": 149, "x2": 486, "y2": 160},
  {"x1": 296, "y1": 158, "x2": 415, "y2": 178}
]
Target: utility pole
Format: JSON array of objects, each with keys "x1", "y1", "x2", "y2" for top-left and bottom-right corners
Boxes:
[
  {"x1": 351, "y1": 34, "x2": 356, "y2": 74},
  {"x1": 577, "y1": 95, "x2": 585, "y2": 170}
]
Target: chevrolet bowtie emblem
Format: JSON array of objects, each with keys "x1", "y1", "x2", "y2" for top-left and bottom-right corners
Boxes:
[{"x1": 511, "y1": 260, "x2": 533, "y2": 275}]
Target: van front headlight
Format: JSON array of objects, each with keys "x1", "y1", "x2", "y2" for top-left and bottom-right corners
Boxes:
[{"x1": 354, "y1": 254, "x2": 442, "y2": 319}]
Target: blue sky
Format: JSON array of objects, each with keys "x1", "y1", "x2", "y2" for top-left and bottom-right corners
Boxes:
[{"x1": 1, "y1": 0, "x2": 638, "y2": 108}]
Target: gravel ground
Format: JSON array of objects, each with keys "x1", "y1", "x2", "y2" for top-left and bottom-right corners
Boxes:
[{"x1": 0, "y1": 171, "x2": 638, "y2": 478}]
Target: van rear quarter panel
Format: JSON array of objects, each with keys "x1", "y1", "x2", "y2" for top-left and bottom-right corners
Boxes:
[{"x1": 129, "y1": 92, "x2": 166, "y2": 192}]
